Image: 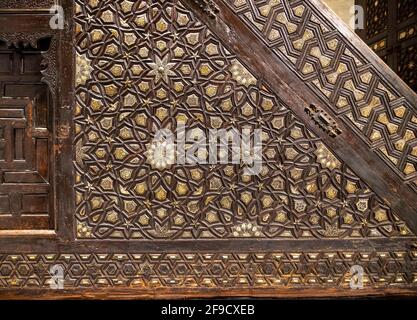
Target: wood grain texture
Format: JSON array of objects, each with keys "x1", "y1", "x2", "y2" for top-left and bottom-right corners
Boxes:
[{"x1": 0, "y1": 0, "x2": 416, "y2": 299}]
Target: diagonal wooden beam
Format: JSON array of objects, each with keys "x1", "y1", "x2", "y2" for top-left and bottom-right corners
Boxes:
[
  {"x1": 311, "y1": 0, "x2": 417, "y2": 112},
  {"x1": 183, "y1": 0, "x2": 417, "y2": 234}
]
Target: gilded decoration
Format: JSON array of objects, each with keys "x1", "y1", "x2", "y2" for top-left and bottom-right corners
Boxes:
[
  {"x1": 74, "y1": 0, "x2": 412, "y2": 240},
  {"x1": 224, "y1": 0, "x2": 417, "y2": 191}
]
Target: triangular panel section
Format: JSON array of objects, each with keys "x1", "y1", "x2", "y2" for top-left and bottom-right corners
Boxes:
[{"x1": 73, "y1": 0, "x2": 414, "y2": 240}]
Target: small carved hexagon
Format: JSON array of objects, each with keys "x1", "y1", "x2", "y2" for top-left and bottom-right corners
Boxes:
[
  {"x1": 240, "y1": 191, "x2": 253, "y2": 205},
  {"x1": 262, "y1": 195, "x2": 274, "y2": 208},
  {"x1": 187, "y1": 201, "x2": 199, "y2": 214},
  {"x1": 241, "y1": 103, "x2": 254, "y2": 117},
  {"x1": 100, "y1": 177, "x2": 113, "y2": 190},
  {"x1": 325, "y1": 186, "x2": 338, "y2": 200},
  {"x1": 272, "y1": 116, "x2": 285, "y2": 129},
  {"x1": 186, "y1": 94, "x2": 199, "y2": 107},
  {"x1": 119, "y1": 168, "x2": 133, "y2": 181},
  {"x1": 156, "y1": 208, "x2": 168, "y2": 219},
  {"x1": 265, "y1": 148, "x2": 277, "y2": 159},
  {"x1": 138, "y1": 47, "x2": 149, "y2": 58},
  {"x1": 100, "y1": 117, "x2": 113, "y2": 130},
  {"x1": 209, "y1": 177, "x2": 222, "y2": 190},
  {"x1": 343, "y1": 213, "x2": 354, "y2": 224},
  {"x1": 90, "y1": 196, "x2": 104, "y2": 209},
  {"x1": 123, "y1": 93, "x2": 137, "y2": 107},
  {"x1": 119, "y1": 127, "x2": 133, "y2": 140},
  {"x1": 135, "y1": 113, "x2": 148, "y2": 126},
  {"x1": 123, "y1": 200, "x2": 137, "y2": 215},
  {"x1": 110, "y1": 64, "x2": 124, "y2": 77},
  {"x1": 356, "y1": 199, "x2": 369, "y2": 212},
  {"x1": 106, "y1": 211, "x2": 119, "y2": 224},
  {"x1": 0, "y1": 263, "x2": 13, "y2": 276},
  {"x1": 155, "y1": 107, "x2": 168, "y2": 121},
  {"x1": 134, "y1": 182, "x2": 147, "y2": 195},
  {"x1": 138, "y1": 214, "x2": 150, "y2": 226},
  {"x1": 294, "y1": 200, "x2": 307, "y2": 212},
  {"x1": 114, "y1": 148, "x2": 129, "y2": 160},
  {"x1": 156, "y1": 18, "x2": 168, "y2": 32},
  {"x1": 275, "y1": 211, "x2": 287, "y2": 223},
  {"x1": 220, "y1": 196, "x2": 233, "y2": 209},
  {"x1": 101, "y1": 10, "x2": 114, "y2": 23}
]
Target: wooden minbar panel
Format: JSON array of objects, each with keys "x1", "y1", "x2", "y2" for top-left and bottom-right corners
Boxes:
[{"x1": 0, "y1": 0, "x2": 416, "y2": 299}]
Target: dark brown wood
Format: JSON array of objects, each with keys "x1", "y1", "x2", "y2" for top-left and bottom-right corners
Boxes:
[
  {"x1": 0, "y1": 0, "x2": 416, "y2": 300},
  {"x1": 1, "y1": 287, "x2": 417, "y2": 300},
  {"x1": 184, "y1": 0, "x2": 417, "y2": 235},
  {"x1": 356, "y1": 0, "x2": 417, "y2": 92}
]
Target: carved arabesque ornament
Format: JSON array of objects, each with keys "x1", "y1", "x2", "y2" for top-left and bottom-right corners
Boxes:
[
  {"x1": 224, "y1": 0, "x2": 417, "y2": 191},
  {"x1": 0, "y1": 250, "x2": 417, "y2": 289},
  {"x1": 73, "y1": 0, "x2": 412, "y2": 240}
]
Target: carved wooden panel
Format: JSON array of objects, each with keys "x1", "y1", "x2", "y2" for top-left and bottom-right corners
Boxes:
[
  {"x1": 1, "y1": 249, "x2": 417, "y2": 289},
  {"x1": 0, "y1": 0, "x2": 416, "y2": 299},
  {"x1": 74, "y1": 0, "x2": 411, "y2": 240},
  {"x1": 224, "y1": 0, "x2": 417, "y2": 193},
  {"x1": 0, "y1": 39, "x2": 54, "y2": 230}
]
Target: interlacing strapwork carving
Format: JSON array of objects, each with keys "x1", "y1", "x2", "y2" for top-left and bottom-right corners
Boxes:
[
  {"x1": 398, "y1": 0, "x2": 417, "y2": 23},
  {"x1": 74, "y1": 0, "x2": 413, "y2": 240},
  {"x1": 224, "y1": 0, "x2": 417, "y2": 192},
  {"x1": 0, "y1": 250, "x2": 417, "y2": 288}
]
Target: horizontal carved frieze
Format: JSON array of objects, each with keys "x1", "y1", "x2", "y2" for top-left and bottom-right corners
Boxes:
[{"x1": 0, "y1": 250, "x2": 416, "y2": 289}]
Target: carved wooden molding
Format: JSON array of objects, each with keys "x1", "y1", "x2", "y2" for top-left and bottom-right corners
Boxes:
[
  {"x1": 1, "y1": 249, "x2": 417, "y2": 289},
  {"x1": 0, "y1": 32, "x2": 51, "y2": 48},
  {"x1": 41, "y1": 37, "x2": 58, "y2": 99}
]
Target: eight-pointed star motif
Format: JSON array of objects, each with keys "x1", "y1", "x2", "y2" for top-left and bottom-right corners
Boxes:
[{"x1": 148, "y1": 55, "x2": 176, "y2": 83}]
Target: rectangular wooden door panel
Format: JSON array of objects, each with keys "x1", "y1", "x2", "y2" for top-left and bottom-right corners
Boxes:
[{"x1": 0, "y1": 98, "x2": 51, "y2": 230}]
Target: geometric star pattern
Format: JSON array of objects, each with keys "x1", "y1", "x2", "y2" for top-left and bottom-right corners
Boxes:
[{"x1": 1, "y1": 251, "x2": 417, "y2": 289}]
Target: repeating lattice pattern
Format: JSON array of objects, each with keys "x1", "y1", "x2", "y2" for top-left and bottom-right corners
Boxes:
[
  {"x1": 398, "y1": 0, "x2": 417, "y2": 23},
  {"x1": 73, "y1": 0, "x2": 414, "y2": 240},
  {"x1": 224, "y1": 0, "x2": 417, "y2": 191},
  {"x1": 366, "y1": 0, "x2": 388, "y2": 39},
  {"x1": 398, "y1": 45, "x2": 417, "y2": 92},
  {"x1": 0, "y1": 250, "x2": 417, "y2": 289},
  {"x1": 73, "y1": 0, "x2": 412, "y2": 240}
]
